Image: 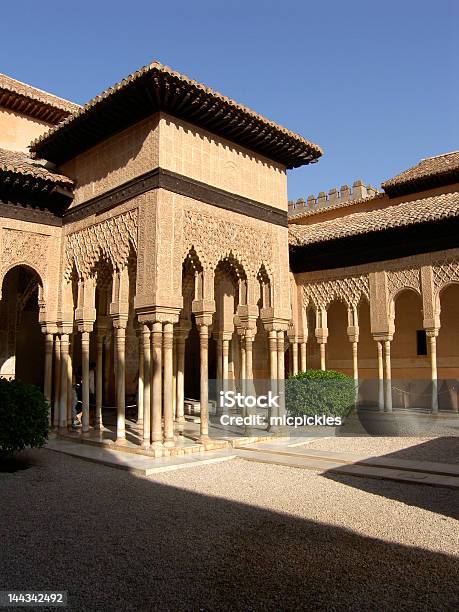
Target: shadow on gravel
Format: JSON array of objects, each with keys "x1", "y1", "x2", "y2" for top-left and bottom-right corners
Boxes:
[
  {"x1": 0, "y1": 452, "x2": 33, "y2": 473},
  {"x1": 323, "y1": 437, "x2": 459, "y2": 520},
  {"x1": 0, "y1": 449, "x2": 458, "y2": 611}
]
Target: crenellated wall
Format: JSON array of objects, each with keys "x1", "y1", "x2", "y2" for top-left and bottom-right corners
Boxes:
[{"x1": 288, "y1": 180, "x2": 379, "y2": 215}]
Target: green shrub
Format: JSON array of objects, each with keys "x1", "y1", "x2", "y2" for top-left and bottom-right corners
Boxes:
[
  {"x1": 285, "y1": 369, "x2": 357, "y2": 418},
  {"x1": 0, "y1": 378, "x2": 49, "y2": 456}
]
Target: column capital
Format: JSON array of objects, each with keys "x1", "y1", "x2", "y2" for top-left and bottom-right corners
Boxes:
[
  {"x1": 137, "y1": 305, "x2": 181, "y2": 325},
  {"x1": 213, "y1": 330, "x2": 232, "y2": 342},
  {"x1": 41, "y1": 323, "x2": 59, "y2": 335},
  {"x1": 111, "y1": 314, "x2": 128, "y2": 330},
  {"x1": 259, "y1": 308, "x2": 289, "y2": 332},
  {"x1": 372, "y1": 333, "x2": 393, "y2": 342},
  {"x1": 236, "y1": 304, "x2": 259, "y2": 330},
  {"x1": 424, "y1": 327, "x2": 440, "y2": 338},
  {"x1": 315, "y1": 328, "x2": 328, "y2": 343},
  {"x1": 193, "y1": 300, "x2": 215, "y2": 328},
  {"x1": 77, "y1": 320, "x2": 95, "y2": 333},
  {"x1": 347, "y1": 325, "x2": 359, "y2": 343},
  {"x1": 58, "y1": 322, "x2": 74, "y2": 335}
]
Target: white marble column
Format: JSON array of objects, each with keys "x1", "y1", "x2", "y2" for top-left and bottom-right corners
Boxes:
[
  {"x1": 53, "y1": 335, "x2": 61, "y2": 429},
  {"x1": 151, "y1": 321, "x2": 163, "y2": 448},
  {"x1": 300, "y1": 341, "x2": 307, "y2": 372},
  {"x1": 198, "y1": 323, "x2": 210, "y2": 443},
  {"x1": 95, "y1": 332, "x2": 105, "y2": 431},
  {"x1": 81, "y1": 330, "x2": 91, "y2": 434},
  {"x1": 176, "y1": 332, "x2": 186, "y2": 432},
  {"x1": 59, "y1": 333, "x2": 70, "y2": 432},
  {"x1": 137, "y1": 330, "x2": 144, "y2": 426},
  {"x1": 377, "y1": 340, "x2": 384, "y2": 411},
  {"x1": 141, "y1": 323, "x2": 151, "y2": 449},
  {"x1": 163, "y1": 322, "x2": 175, "y2": 448},
  {"x1": 384, "y1": 340, "x2": 393, "y2": 412},
  {"x1": 292, "y1": 341, "x2": 299, "y2": 375},
  {"x1": 429, "y1": 333, "x2": 439, "y2": 413},
  {"x1": 114, "y1": 322, "x2": 127, "y2": 442},
  {"x1": 319, "y1": 343, "x2": 326, "y2": 371},
  {"x1": 66, "y1": 336, "x2": 73, "y2": 426},
  {"x1": 43, "y1": 333, "x2": 54, "y2": 424}
]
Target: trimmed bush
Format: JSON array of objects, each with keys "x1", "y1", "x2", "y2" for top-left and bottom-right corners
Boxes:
[
  {"x1": 285, "y1": 369, "x2": 357, "y2": 418},
  {"x1": 0, "y1": 378, "x2": 49, "y2": 457}
]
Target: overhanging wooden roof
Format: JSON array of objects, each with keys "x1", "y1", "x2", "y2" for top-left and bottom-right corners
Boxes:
[
  {"x1": 30, "y1": 61, "x2": 323, "y2": 167},
  {"x1": 381, "y1": 151, "x2": 459, "y2": 196},
  {"x1": 0, "y1": 73, "x2": 80, "y2": 125},
  {"x1": 0, "y1": 148, "x2": 73, "y2": 210}
]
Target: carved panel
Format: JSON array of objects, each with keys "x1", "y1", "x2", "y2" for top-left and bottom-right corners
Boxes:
[
  {"x1": 432, "y1": 259, "x2": 459, "y2": 293},
  {"x1": 303, "y1": 275, "x2": 369, "y2": 310},
  {"x1": 1, "y1": 228, "x2": 48, "y2": 282},
  {"x1": 182, "y1": 210, "x2": 272, "y2": 276},
  {"x1": 386, "y1": 268, "x2": 421, "y2": 298},
  {"x1": 65, "y1": 209, "x2": 138, "y2": 279}
]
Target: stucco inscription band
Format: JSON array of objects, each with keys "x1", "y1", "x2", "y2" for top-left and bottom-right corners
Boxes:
[{"x1": 63, "y1": 167, "x2": 288, "y2": 227}]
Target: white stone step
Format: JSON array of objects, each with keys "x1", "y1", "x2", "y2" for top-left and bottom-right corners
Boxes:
[{"x1": 46, "y1": 439, "x2": 236, "y2": 476}]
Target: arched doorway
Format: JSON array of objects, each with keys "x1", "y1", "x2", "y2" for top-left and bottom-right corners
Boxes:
[{"x1": 0, "y1": 265, "x2": 44, "y2": 388}]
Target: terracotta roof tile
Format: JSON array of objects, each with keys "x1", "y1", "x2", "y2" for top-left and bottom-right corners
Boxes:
[
  {"x1": 30, "y1": 61, "x2": 323, "y2": 167},
  {"x1": 382, "y1": 151, "x2": 459, "y2": 196},
  {"x1": 289, "y1": 190, "x2": 459, "y2": 246},
  {"x1": 0, "y1": 73, "x2": 80, "y2": 124},
  {"x1": 0, "y1": 147, "x2": 73, "y2": 187}
]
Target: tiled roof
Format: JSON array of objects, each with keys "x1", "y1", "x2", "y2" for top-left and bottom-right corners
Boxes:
[
  {"x1": 382, "y1": 151, "x2": 459, "y2": 196},
  {"x1": 30, "y1": 61, "x2": 323, "y2": 167},
  {"x1": 289, "y1": 190, "x2": 459, "y2": 246},
  {"x1": 0, "y1": 148, "x2": 73, "y2": 187},
  {"x1": 288, "y1": 192, "x2": 386, "y2": 222},
  {"x1": 0, "y1": 73, "x2": 80, "y2": 124}
]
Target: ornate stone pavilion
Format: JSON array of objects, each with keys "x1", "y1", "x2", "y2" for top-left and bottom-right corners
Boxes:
[{"x1": 1, "y1": 63, "x2": 458, "y2": 450}]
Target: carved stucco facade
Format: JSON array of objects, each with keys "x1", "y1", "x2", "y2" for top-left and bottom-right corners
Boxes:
[{"x1": 292, "y1": 249, "x2": 459, "y2": 388}]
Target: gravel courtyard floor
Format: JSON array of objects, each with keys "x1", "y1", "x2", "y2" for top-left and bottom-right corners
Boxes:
[
  {"x1": 0, "y1": 444, "x2": 458, "y2": 611},
  {"x1": 305, "y1": 435, "x2": 459, "y2": 464}
]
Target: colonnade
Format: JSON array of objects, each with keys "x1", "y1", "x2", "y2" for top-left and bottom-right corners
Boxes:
[{"x1": 42, "y1": 308, "x2": 290, "y2": 446}]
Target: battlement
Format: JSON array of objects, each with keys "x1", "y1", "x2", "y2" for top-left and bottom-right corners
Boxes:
[{"x1": 288, "y1": 180, "x2": 379, "y2": 215}]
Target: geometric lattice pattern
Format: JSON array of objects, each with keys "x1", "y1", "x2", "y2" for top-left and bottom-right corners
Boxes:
[
  {"x1": 303, "y1": 274, "x2": 369, "y2": 310},
  {"x1": 386, "y1": 267, "x2": 421, "y2": 299},
  {"x1": 433, "y1": 259, "x2": 459, "y2": 293}
]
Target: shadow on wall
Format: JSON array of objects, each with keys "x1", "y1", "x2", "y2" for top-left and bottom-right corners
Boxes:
[
  {"x1": 0, "y1": 450, "x2": 458, "y2": 610},
  {"x1": 323, "y1": 437, "x2": 459, "y2": 521}
]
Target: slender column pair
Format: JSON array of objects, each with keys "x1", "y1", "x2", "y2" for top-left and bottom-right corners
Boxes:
[
  {"x1": 375, "y1": 338, "x2": 393, "y2": 412},
  {"x1": 175, "y1": 326, "x2": 190, "y2": 432},
  {"x1": 43, "y1": 332, "x2": 54, "y2": 425},
  {"x1": 112, "y1": 319, "x2": 127, "y2": 443},
  {"x1": 95, "y1": 330, "x2": 106, "y2": 431},
  {"x1": 140, "y1": 320, "x2": 177, "y2": 448},
  {"x1": 58, "y1": 330, "x2": 72, "y2": 432},
  {"x1": 193, "y1": 311, "x2": 214, "y2": 444}
]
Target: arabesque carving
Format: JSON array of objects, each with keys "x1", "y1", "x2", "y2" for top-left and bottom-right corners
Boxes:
[
  {"x1": 182, "y1": 210, "x2": 272, "y2": 276},
  {"x1": 65, "y1": 209, "x2": 138, "y2": 279},
  {"x1": 432, "y1": 259, "x2": 459, "y2": 294},
  {"x1": 387, "y1": 267, "x2": 421, "y2": 298},
  {"x1": 1, "y1": 228, "x2": 48, "y2": 282},
  {"x1": 303, "y1": 275, "x2": 369, "y2": 310}
]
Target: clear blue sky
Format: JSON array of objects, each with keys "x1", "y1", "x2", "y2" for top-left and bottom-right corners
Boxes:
[{"x1": 2, "y1": 0, "x2": 457, "y2": 200}]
